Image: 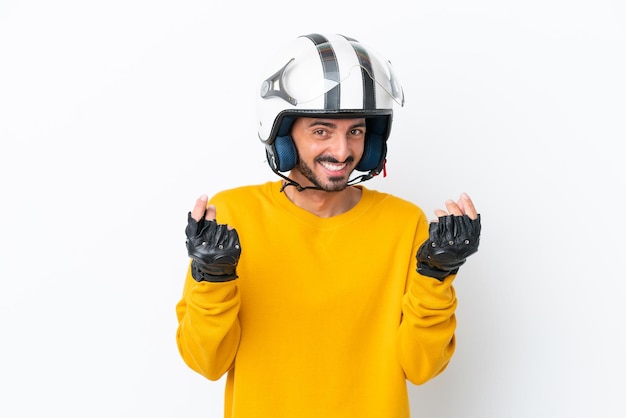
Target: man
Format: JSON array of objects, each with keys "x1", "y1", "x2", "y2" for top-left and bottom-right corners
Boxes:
[{"x1": 176, "y1": 33, "x2": 481, "y2": 418}]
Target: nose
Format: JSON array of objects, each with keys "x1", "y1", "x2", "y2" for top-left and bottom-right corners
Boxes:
[{"x1": 328, "y1": 133, "x2": 351, "y2": 162}]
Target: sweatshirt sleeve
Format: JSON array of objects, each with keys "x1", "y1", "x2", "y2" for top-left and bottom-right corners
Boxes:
[
  {"x1": 396, "y1": 211, "x2": 458, "y2": 385},
  {"x1": 175, "y1": 261, "x2": 241, "y2": 381}
]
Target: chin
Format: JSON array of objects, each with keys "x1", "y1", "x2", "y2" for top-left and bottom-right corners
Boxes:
[{"x1": 323, "y1": 179, "x2": 349, "y2": 192}]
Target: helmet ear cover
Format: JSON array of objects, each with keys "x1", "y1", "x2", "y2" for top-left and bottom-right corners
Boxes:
[
  {"x1": 265, "y1": 116, "x2": 298, "y2": 172},
  {"x1": 266, "y1": 115, "x2": 389, "y2": 173},
  {"x1": 356, "y1": 116, "x2": 388, "y2": 172}
]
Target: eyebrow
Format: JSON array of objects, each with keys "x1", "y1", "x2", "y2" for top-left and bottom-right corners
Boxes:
[{"x1": 307, "y1": 119, "x2": 367, "y2": 129}]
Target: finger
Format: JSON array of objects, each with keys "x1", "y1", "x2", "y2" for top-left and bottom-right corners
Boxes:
[
  {"x1": 204, "y1": 204, "x2": 217, "y2": 221},
  {"x1": 445, "y1": 199, "x2": 463, "y2": 216},
  {"x1": 460, "y1": 192, "x2": 478, "y2": 220},
  {"x1": 456, "y1": 196, "x2": 466, "y2": 213},
  {"x1": 433, "y1": 208, "x2": 448, "y2": 219},
  {"x1": 191, "y1": 195, "x2": 209, "y2": 221}
]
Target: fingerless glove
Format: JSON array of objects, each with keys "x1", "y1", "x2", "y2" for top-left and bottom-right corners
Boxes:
[
  {"x1": 416, "y1": 214, "x2": 481, "y2": 281},
  {"x1": 185, "y1": 213, "x2": 242, "y2": 282}
]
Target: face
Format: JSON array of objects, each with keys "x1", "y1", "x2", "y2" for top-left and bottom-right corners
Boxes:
[{"x1": 290, "y1": 117, "x2": 366, "y2": 192}]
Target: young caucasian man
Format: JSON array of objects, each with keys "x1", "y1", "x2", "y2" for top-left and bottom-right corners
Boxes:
[{"x1": 176, "y1": 33, "x2": 481, "y2": 418}]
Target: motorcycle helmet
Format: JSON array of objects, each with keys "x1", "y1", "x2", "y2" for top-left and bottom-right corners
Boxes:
[{"x1": 257, "y1": 33, "x2": 405, "y2": 182}]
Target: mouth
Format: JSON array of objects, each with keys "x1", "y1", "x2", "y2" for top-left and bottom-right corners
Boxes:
[{"x1": 319, "y1": 161, "x2": 348, "y2": 172}]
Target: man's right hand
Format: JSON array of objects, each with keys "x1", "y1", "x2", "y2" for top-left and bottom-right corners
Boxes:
[{"x1": 185, "y1": 195, "x2": 242, "y2": 282}]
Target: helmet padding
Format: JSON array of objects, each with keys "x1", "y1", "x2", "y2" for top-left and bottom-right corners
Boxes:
[{"x1": 265, "y1": 115, "x2": 389, "y2": 173}]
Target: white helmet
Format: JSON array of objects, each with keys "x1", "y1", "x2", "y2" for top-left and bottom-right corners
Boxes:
[{"x1": 257, "y1": 33, "x2": 404, "y2": 179}]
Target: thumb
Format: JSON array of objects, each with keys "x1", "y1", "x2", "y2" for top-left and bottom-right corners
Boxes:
[{"x1": 191, "y1": 195, "x2": 211, "y2": 221}]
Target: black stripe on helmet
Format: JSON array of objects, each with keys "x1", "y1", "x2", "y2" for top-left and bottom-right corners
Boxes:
[
  {"x1": 348, "y1": 42, "x2": 376, "y2": 110},
  {"x1": 302, "y1": 33, "x2": 340, "y2": 110}
]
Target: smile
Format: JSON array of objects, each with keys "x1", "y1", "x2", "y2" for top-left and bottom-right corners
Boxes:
[{"x1": 319, "y1": 161, "x2": 348, "y2": 171}]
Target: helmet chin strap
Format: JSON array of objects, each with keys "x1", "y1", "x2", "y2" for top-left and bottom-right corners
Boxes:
[
  {"x1": 273, "y1": 168, "x2": 378, "y2": 193},
  {"x1": 274, "y1": 169, "x2": 323, "y2": 192}
]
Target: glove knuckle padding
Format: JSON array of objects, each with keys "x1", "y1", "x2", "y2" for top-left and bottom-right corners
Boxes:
[
  {"x1": 416, "y1": 214, "x2": 481, "y2": 279},
  {"x1": 185, "y1": 212, "x2": 242, "y2": 282}
]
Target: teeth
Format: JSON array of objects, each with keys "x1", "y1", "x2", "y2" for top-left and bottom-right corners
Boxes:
[{"x1": 320, "y1": 162, "x2": 346, "y2": 171}]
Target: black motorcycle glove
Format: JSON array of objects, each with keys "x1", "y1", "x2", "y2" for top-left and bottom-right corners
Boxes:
[
  {"x1": 416, "y1": 214, "x2": 481, "y2": 281},
  {"x1": 185, "y1": 212, "x2": 241, "y2": 282}
]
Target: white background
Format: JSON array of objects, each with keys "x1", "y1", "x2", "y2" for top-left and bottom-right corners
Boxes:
[{"x1": 1, "y1": 1, "x2": 624, "y2": 417}]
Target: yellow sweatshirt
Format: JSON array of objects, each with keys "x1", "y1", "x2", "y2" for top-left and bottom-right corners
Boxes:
[{"x1": 176, "y1": 181, "x2": 457, "y2": 418}]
